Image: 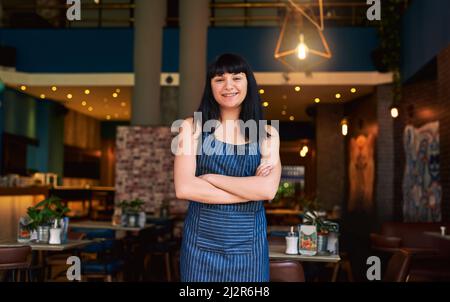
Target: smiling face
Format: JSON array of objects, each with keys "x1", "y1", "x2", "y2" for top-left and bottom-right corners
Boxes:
[{"x1": 211, "y1": 72, "x2": 248, "y2": 110}]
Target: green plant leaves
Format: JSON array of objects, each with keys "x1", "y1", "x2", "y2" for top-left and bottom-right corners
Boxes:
[
  {"x1": 117, "y1": 198, "x2": 145, "y2": 214},
  {"x1": 26, "y1": 195, "x2": 70, "y2": 230}
]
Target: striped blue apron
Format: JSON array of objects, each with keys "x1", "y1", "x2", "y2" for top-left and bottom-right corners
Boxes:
[{"x1": 180, "y1": 132, "x2": 269, "y2": 282}]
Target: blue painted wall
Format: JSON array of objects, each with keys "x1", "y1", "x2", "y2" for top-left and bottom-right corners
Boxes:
[
  {"x1": 0, "y1": 27, "x2": 378, "y2": 73},
  {"x1": 0, "y1": 88, "x2": 64, "y2": 176},
  {"x1": 402, "y1": 0, "x2": 450, "y2": 81},
  {"x1": 0, "y1": 82, "x2": 4, "y2": 168},
  {"x1": 3, "y1": 89, "x2": 36, "y2": 139},
  {"x1": 0, "y1": 29, "x2": 134, "y2": 73}
]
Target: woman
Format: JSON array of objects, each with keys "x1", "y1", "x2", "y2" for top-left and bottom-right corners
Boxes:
[{"x1": 174, "y1": 53, "x2": 281, "y2": 282}]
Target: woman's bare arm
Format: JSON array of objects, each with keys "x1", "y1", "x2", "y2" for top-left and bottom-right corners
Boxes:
[
  {"x1": 200, "y1": 125, "x2": 281, "y2": 201},
  {"x1": 174, "y1": 118, "x2": 250, "y2": 204}
]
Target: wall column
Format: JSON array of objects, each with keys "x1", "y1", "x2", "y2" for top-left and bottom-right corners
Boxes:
[
  {"x1": 178, "y1": 0, "x2": 209, "y2": 119},
  {"x1": 375, "y1": 85, "x2": 395, "y2": 223},
  {"x1": 132, "y1": 0, "x2": 166, "y2": 126}
]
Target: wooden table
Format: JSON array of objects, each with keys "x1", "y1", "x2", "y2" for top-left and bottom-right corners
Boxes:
[
  {"x1": 266, "y1": 209, "x2": 303, "y2": 216},
  {"x1": 270, "y1": 244, "x2": 341, "y2": 282},
  {"x1": 70, "y1": 220, "x2": 155, "y2": 233},
  {"x1": 0, "y1": 239, "x2": 93, "y2": 281},
  {"x1": 269, "y1": 244, "x2": 341, "y2": 263},
  {"x1": 0, "y1": 239, "x2": 92, "y2": 251},
  {"x1": 424, "y1": 232, "x2": 450, "y2": 241}
]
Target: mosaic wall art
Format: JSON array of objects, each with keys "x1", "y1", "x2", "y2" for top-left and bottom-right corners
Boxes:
[
  {"x1": 348, "y1": 134, "x2": 375, "y2": 213},
  {"x1": 403, "y1": 121, "x2": 441, "y2": 222}
]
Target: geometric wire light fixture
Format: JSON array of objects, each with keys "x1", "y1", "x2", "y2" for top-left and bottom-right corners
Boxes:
[{"x1": 274, "y1": 0, "x2": 332, "y2": 71}]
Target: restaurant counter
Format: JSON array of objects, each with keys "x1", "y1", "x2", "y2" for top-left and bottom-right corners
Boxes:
[{"x1": 0, "y1": 186, "x2": 50, "y2": 241}]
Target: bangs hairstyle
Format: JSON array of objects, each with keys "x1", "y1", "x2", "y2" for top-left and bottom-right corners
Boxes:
[{"x1": 196, "y1": 53, "x2": 269, "y2": 142}]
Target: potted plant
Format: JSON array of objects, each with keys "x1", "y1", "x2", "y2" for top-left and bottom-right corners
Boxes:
[
  {"x1": 118, "y1": 199, "x2": 145, "y2": 227},
  {"x1": 128, "y1": 198, "x2": 145, "y2": 227},
  {"x1": 26, "y1": 196, "x2": 70, "y2": 243},
  {"x1": 116, "y1": 200, "x2": 129, "y2": 226},
  {"x1": 302, "y1": 209, "x2": 337, "y2": 255}
]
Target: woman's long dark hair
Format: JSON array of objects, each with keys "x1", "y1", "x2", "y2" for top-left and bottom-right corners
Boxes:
[{"x1": 196, "y1": 53, "x2": 268, "y2": 142}]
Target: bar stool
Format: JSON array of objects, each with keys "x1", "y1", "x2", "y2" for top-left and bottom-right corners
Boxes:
[{"x1": 0, "y1": 246, "x2": 32, "y2": 282}]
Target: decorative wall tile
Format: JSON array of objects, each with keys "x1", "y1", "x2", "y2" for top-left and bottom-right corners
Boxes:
[{"x1": 114, "y1": 126, "x2": 187, "y2": 215}]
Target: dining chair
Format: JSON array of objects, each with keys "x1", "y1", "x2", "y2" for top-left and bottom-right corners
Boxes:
[
  {"x1": 0, "y1": 246, "x2": 32, "y2": 282},
  {"x1": 45, "y1": 232, "x2": 87, "y2": 281},
  {"x1": 269, "y1": 260, "x2": 305, "y2": 282},
  {"x1": 383, "y1": 249, "x2": 412, "y2": 282}
]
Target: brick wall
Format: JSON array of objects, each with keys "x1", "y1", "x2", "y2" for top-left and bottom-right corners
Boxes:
[
  {"x1": 114, "y1": 126, "x2": 186, "y2": 215},
  {"x1": 316, "y1": 104, "x2": 345, "y2": 211},
  {"x1": 345, "y1": 86, "x2": 395, "y2": 225},
  {"x1": 393, "y1": 44, "x2": 450, "y2": 222},
  {"x1": 374, "y1": 85, "x2": 395, "y2": 223}
]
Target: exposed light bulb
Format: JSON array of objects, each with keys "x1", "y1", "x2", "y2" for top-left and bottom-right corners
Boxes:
[
  {"x1": 341, "y1": 119, "x2": 348, "y2": 136},
  {"x1": 297, "y1": 34, "x2": 308, "y2": 60},
  {"x1": 390, "y1": 106, "x2": 399, "y2": 118}
]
